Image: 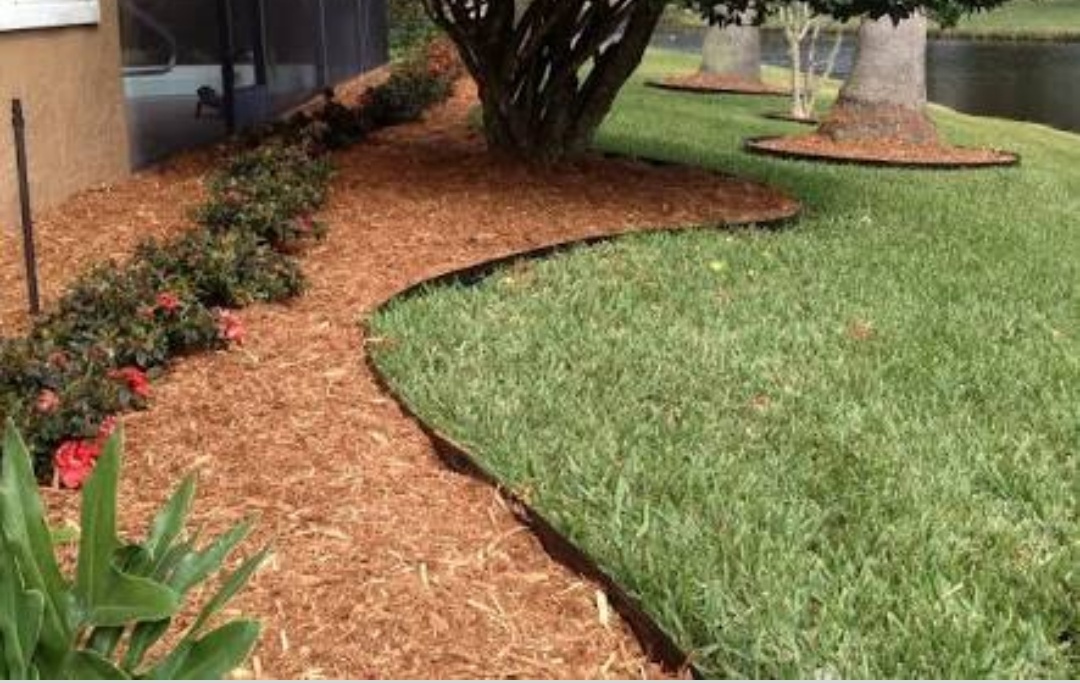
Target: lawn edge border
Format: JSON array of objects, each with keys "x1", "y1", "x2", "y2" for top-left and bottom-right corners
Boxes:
[
  {"x1": 744, "y1": 135, "x2": 1023, "y2": 170},
  {"x1": 362, "y1": 195, "x2": 802, "y2": 679},
  {"x1": 761, "y1": 112, "x2": 820, "y2": 126},
  {"x1": 645, "y1": 78, "x2": 791, "y2": 97}
]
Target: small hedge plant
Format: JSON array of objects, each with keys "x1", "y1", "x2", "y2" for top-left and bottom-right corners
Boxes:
[
  {"x1": 250, "y1": 37, "x2": 462, "y2": 152},
  {"x1": 195, "y1": 143, "x2": 332, "y2": 248},
  {"x1": 0, "y1": 422, "x2": 265, "y2": 679},
  {"x1": 363, "y1": 41, "x2": 460, "y2": 127},
  {"x1": 0, "y1": 139, "x2": 325, "y2": 481}
]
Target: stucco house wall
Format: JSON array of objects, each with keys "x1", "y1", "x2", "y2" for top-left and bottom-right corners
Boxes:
[{"x1": 0, "y1": 0, "x2": 129, "y2": 228}]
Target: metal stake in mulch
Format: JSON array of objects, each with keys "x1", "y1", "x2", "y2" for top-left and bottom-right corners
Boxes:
[{"x1": 11, "y1": 98, "x2": 41, "y2": 315}]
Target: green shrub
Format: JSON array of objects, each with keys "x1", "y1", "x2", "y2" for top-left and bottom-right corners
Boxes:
[
  {"x1": 0, "y1": 340, "x2": 128, "y2": 478},
  {"x1": 0, "y1": 129, "x2": 329, "y2": 486},
  {"x1": 135, "y1": 229, "x2": 306, "y2": 309},
  {"x1": 388, "y1": 0, "x2": 439, "y2": 58},
  {"x1": 0, "y1": 422, "x2": 265, "y2": 679},
  {"x1": 31, "y1": 263, "x2": 223, "y2": 372},
  {"x1": 299, "y1": 95, "x2": 374, "y2": 152},
  {"x1": 196, "y1": 143, "x2": 332, "y2": 248},
  {"x1": 364, "y1": 63, "x2": 454, "y2": 127}
]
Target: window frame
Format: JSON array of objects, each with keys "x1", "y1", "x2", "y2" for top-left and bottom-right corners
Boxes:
[{"x1": 0, "y1": 0, "x2": 100, "y2": 32}]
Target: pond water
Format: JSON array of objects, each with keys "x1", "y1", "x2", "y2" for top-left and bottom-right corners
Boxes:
[{"x1": 651, "y1": 27, "x2": 1080, "y2": 134}]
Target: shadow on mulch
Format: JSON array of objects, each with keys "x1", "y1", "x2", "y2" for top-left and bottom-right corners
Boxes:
[{"x1": 745, "y1": 134, "x2": 1021, "y2": 169}]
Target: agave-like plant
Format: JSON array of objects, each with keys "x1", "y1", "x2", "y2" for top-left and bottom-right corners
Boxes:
[{"x1": 0, "y1": 421, "x2": 266, "y2": 679}]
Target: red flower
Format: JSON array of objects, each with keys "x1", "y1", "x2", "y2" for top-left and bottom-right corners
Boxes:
[
  {"x1": 295, "y1": 215, "x2": 314, "y2": 234},
  {"x1": 54, "y1": 440, "x2": 102, "y2": 489},
  {"x1": 216, "y1": 310, "x2": 246, "y2": 345},
  {"x1": 97, "y1": 415, "x2": 119, "y2": 442},
  {"x1": 35, "y1": 389, "x2": 60, "y2": 414},
  {"x1": 156, "y1": 291, "x2": 181, "y2": 314},
  {"x1": 47, "y1": 351, "x2": 70, "y2": 369},
  {"x1": 109, "y1": 366, "x2": 152, "y2": 399}
]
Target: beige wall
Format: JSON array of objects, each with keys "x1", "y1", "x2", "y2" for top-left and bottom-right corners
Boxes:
[{"x1": 0, "y1": 0, "x2": 129, "y2": 228}]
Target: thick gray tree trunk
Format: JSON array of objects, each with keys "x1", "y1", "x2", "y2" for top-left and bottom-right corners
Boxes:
[
  {"x1": 699, "y1": 10, "x2": 762, "y2": 82},
  {"x1": 818, "y1": 13, "x2": 939, "y2": 144}
]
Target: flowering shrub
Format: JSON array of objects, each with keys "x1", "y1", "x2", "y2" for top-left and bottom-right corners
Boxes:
[
  {"x1": 109, "y1": 366, "x2": 152, "y2": 400},
  {"x1": 0, "y1": 147, "x2": 315, "y2": 478},
  {"x1": 216, "y1": 309, "x2": 246, "y2": 345},
  {"x1": 31, "y1": 264, "x2": 223, "y2": 372},
  {"x1": 135, "y1": 228, "x2": 305, "y2": 308},
  {"x1": 196, "y1": 143, "x2": 331, "y2": 248},
  {"x1": 421, "y1": 35, "x2": 466, "y2": 83},
  {"x1": 364, "y1": 62, "x2": 455, "y2": 127},
  {"x1": 53, "y1": 438, "x2": 101, "y2": 488}
]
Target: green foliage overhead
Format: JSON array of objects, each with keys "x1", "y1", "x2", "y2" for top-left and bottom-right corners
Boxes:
[
  {"x1": 681, "y1": 0, "x2": 1010, "y2": 25},
  {"x1": 0, "y1": 422, "x2": 265, "y2": 679}
]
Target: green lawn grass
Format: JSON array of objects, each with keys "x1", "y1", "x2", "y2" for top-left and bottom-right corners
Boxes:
[
  {"x1": 944, "y1": 0, "x2": 1080, "y2": 39},
  {"x1": 368, "y1": 50, "x2": 1080, "y2": 678}
]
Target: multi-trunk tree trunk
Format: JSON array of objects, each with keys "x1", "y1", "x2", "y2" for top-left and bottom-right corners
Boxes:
[
  {"x1": 422, "y1": 0, "x2": 667, "y2": 163},
  {"x1": 818, "y1": 12, "x2": 939, "y2": 144},
  {"x1": 699, "y1": 11, "x2": 762, "y2": 83}
]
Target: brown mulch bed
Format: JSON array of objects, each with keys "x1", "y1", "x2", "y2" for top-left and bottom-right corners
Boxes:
[
  {"x1": 650, "y1": 72, "x2": 789, "y2": 96},
  {"x1": 12, "y1": 80, "x2": 797, "y2": 679},
  {"x1": 746, "y1": 133, "x2": 1020, "y2": 168}
]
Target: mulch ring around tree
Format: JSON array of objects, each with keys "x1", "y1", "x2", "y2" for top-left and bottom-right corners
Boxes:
[
  {"x1": 745, "y1": 134, "x2": 1020, "y2": 169},
  {"x1": 647, "y1": 72, "x2": 789, "y2": 96},
  {"x1": 19, "y1": 78, "x2": 799, "y2": 679}
]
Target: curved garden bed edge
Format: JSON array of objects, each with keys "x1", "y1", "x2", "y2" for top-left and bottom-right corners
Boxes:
[
  {"x1": 645, "y1": 79, "x2": 790, "y2": 97},
  {"x1": 361, "y1": 203, "x2": 802, "y2": 679},
  {"x1": 744, "y1": 135, "x2": 1022, "y2": 170}
]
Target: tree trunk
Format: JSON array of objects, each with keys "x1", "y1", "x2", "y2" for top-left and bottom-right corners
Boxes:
[
  {"x1": 700, "y1": 22, "x2": 762, "y2": 82},
  {"x1": 818, "y1": 12, "x2": 938, "y2": 144},
  {"x1": 425, "y1": 0, "x2": 666, "y2": 164},
  {"x1": 700, "y1": 9, "x2": 762, "y2": 82}
]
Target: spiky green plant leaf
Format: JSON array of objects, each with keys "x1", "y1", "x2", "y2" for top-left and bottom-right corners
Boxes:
[
  {"x1": 74, "y1": 432, "x2": 179, "y2": 627},
  {"x1": 0, "y1": 543, "x2": 45, "y2": 679},
  {"x1": 145, "y1": 475, "x2": 196, "y2": 565},
  {"x1": 145, "y1": 620, "x2": 261, "y2": 681},
  {"x1": 168, "y1": 520, "x2": 252, "y2": 595},
  {"x1": 189, "y1": 547, "x2": 269, "y2": 636},
  {"x1": 0, "y1": 422, "x2": 74, "y2": 676}
]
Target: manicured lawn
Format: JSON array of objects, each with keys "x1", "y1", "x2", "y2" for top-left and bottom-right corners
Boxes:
[
  {"x1": 369, "y1": 50, "x2": 1080, "y2": 678},
  {"x1": 944, "y1": 0, "x2": 1080, "y2": 39}
]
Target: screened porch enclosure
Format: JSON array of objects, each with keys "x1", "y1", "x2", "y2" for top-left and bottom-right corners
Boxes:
[{"x1": 121, "y1": 0, "x2": 388, "y2": 167}]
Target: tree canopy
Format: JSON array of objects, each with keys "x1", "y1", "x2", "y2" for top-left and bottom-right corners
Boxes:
[{"x1": 686, "y1": 0, "x2": 1007, "y2": 25}]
